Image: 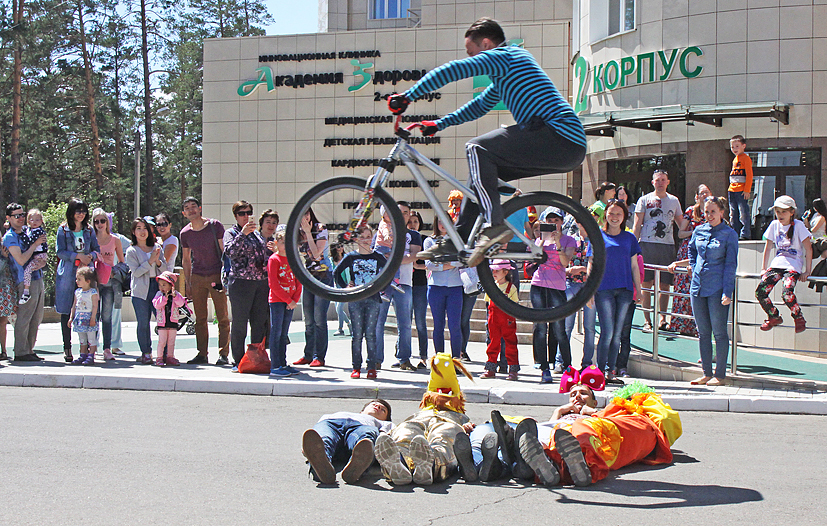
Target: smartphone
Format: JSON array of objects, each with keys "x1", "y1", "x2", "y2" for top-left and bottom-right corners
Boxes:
[{"x1": 539, "y1": 223, "x2": 557, "y2": 232}]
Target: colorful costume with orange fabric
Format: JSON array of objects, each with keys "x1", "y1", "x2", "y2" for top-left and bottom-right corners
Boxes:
[{"x1": 543, "y1": 384, "x2": 681, "y2": 485}]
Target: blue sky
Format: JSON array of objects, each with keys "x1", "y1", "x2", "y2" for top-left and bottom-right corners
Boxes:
[{"x1": 263, "y1": 1, "x2": 319, "y2": 35}]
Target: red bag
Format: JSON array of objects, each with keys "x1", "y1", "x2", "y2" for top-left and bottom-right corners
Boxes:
[
  {"x1": 238, "y1": 337, "x2": 270, "y2": 374},
  {"x1": 94, "y1": 259, "x2": 112, "y2": 285}
]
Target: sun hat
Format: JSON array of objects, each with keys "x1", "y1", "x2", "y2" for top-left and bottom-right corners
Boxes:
[
  {"x1": 771, "y1": 195, "x2": 796, "y2": 211},
  {"x1": 489, "y1": 259, "x2": 512, "y2": 271}
]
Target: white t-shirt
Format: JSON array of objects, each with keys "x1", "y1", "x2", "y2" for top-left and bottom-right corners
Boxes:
[
  {"x1": 318, "y1": 411, "x2": 394, "y2": 433},
  {"x1": 810, "y1": 212, "x2": 826, "y2": 238},
  {"x1": 162, "y1": 235, "x2": 179, "y2": 273},
  {"x1": 763, "y1": 219, "x2": 812, "y2": 274},
  {"x1": 635, "y1": 192, "x2": 682, "y2": 245}
]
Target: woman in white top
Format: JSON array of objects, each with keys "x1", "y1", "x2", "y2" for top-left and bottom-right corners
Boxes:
[{"x1": 155, "y1": 212, "x2": 179, "y2": 272}]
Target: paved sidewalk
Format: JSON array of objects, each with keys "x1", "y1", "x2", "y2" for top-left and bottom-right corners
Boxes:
[{"x1": 1, "y1": 321, "x2": 826, "y2": 414}]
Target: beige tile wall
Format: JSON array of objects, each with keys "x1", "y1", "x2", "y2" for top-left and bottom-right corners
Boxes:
[{"x1": 203, "y1": 21, "x2": 572, "y2": 227}]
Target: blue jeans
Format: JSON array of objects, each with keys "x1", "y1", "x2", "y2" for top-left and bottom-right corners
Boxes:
[
  {"x1": 375, "y1": 283, "x2": 412, "y2": 364},
  {"x1": 302, "y1": 275, "x2": 332, "y2": 361},
  {"x1": 313, "y1": 418, "x2": 380, "y2": 462},
  {"x1": 729, "y1": 190, "x2": 751, "y2": 239},
  {"x1": 98, "y1": 283, "x2": 115, "y2": 350},
  {"x1": 691, "y1": 293, "x2": 730, "y2": 379},
  {"x1": 411, "y1": 284, "x2": 429, "y2": 360},
  {"x1": 132, "y1": 280, "x2": 158, "y2": 356},
  {"x1": 565, "y1": 281, "x2": 596, "y2": 368},
  {"x1": 616, "y1": 301, "x2": 636, "y2": 371},
  {"x1": 269, "y1": 302, "x2": 293, "y2": 370},
  {"x1": 335, "y1": 302, "x2": 350, "y2": 331},
  {"x1": 594, "y1": 287, "x2": 634, "y2": 373},
  {"x1": 460, "y1": 292, "x2": 477, "y2": 357},
  {"x1": 531, "y1": 285, "x2": 571, "y2": 370},
  {"x1": 427, "y1": 285, "x2": 463, "y2": 357},
  {"x1": 349, "y1": 298, "x2": 380, "y2": 370}
]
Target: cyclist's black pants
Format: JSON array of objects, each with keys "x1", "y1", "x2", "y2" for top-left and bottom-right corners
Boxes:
[{"x1": 455, "y1": 116, "x2": 586, "y2": 240}]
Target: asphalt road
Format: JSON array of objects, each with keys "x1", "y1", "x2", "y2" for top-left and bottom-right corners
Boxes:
[{"x1": 2, "y1": 387, "x2": 825, "y2": 525}]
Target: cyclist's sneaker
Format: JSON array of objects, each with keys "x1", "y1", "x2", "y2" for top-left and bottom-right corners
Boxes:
[
  {"x1": 467, "y1": 224, "x2": 512, "y2": 267},
  {"x1": 416, "y1": 237, "x2": 458, "y2": 261}
]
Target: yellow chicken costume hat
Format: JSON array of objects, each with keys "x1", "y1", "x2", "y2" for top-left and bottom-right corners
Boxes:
[{"x1": 420, "y1": 352, "x2": 473, "y2": 414}]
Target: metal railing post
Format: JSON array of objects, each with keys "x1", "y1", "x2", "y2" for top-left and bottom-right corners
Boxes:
[
  {"x1": 652, "y1": 268, "x2": 659, "y2": 361},
  {"x1": 730, "y1": 276, "x2": 739, "y2": 376}
]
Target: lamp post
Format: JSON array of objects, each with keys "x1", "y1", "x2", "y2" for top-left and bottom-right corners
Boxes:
[{"x1": 134, "y1": 130, "x2": 141, "y2": 218}]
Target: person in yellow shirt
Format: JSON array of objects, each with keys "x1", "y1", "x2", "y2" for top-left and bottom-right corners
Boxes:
[{"x1": 728, "y1": 135, "x2": 753, "y2": 240}]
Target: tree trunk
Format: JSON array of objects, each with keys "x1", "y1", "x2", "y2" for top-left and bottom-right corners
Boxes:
[
  {"x1": 77, "y1": 2, "x2": 104, "y2": 191},
  {"x1": 140, "y1": 0, "x2": 154, "y2": 213},
  {"x1": 10, "y1": 0, "x2": 24, "y2": 202}
]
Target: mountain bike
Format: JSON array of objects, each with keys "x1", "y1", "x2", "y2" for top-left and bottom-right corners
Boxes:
[{"x1": 285, "y1": 116, "x2": 605, "y2": 322}]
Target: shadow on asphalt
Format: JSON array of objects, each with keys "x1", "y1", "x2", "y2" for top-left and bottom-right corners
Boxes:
[{"x1": 555, "y1": 478, "x2": 762, "y2": 508}]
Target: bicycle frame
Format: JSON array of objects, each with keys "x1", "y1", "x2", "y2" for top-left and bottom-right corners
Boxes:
[{"x1": 355, "y1": 124, "x2": 543, "y2": 262}]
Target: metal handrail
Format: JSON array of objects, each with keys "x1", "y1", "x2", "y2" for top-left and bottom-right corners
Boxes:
[{"x1": 642, "y1": 263, "x2": 827, "y2": 375}]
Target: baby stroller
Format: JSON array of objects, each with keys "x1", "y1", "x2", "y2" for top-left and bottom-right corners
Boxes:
[{"x1": 155, "y1": 300, "x2": 196, "y2": 335}]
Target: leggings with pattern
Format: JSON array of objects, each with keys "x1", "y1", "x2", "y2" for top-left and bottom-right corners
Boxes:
[
  {"x1": 755, "y1": 268, "x2": 803, "y2": 320},
  {"x1": 23, "y1": 253, "x2": 48, "y2": 289}
]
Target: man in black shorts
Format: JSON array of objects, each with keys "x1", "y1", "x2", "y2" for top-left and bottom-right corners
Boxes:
[{"x1": 632, "y1": 170, "x2": 689, "y2": 331}]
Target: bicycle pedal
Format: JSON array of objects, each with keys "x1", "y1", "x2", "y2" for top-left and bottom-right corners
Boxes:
[{"x1": 484, "y1": 243, "x2": 503, "y2": 258}]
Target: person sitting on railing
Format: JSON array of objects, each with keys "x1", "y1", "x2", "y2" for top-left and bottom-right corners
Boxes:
[
  {"x1": 668, "y1": 196, "x2": 738, "y2": 386},
  {"x1": 756, "y1": 196, "x2": 812, "y2": 334}
]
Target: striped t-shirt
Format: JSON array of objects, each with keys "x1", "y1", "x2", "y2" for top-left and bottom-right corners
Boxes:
[{"x1": 404, "y1": 45, "x2": 587, "y2": 148}]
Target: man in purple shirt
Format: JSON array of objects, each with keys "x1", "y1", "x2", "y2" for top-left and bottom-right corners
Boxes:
[{"x1": 179, "y1": 196, "x2": 230, "y2": 365}]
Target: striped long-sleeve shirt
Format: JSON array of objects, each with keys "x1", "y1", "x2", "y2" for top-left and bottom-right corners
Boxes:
[{"x1": 404, "y1": 45, "x2": 587, "y2": 148}]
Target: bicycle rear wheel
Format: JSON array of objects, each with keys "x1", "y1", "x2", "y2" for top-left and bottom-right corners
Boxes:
[
  {"x1": 285, "y1": 176, "x2": 407, "y2": 302},
  {"x1": 476, "y1": 192, "x2": 606, "y2": 323}
]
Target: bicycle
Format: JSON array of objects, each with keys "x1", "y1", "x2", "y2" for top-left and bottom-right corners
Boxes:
[{"x1": 285, "y1": 116, "x2": 605, "y2": 323}]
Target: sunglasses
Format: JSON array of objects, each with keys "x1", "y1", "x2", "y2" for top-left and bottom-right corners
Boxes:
[
  {"x1": 93, "y1": 219, "x2": 108, "y2": 225},
  {"x1": 11, "y1": 212, "x2": 26, "y2": 219},
  {"x1": 236, "y1": 210, "x2": 253, "y2": 217},
  {"x1": 155, "y1": 221, "x2": 169, "y2": 227}
]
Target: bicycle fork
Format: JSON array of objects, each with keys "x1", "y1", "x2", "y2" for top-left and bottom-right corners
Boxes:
[{"x1": 341, "y1": 146, "x2": 401, "y2": 242}]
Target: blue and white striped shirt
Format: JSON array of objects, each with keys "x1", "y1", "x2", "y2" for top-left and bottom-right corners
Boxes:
[{"x1": 404, "y1": 45, "x2": 586, "y2": 148}]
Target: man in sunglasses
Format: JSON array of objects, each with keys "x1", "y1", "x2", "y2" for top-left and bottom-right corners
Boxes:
[
  {"x1": 179, "y1": 196, "x2": 231, "y2": 365},
  {"x1": 3, "y1": 203, "x2": 48, "y2": 361}
]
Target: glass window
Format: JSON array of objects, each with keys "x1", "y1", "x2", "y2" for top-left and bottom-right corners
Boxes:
[
  {"x1": 589, "y1": 0, "x2": 635, "y2": 43},
  {"x1": 372, "y1": 0, "x2": 410, "y2": 20}
]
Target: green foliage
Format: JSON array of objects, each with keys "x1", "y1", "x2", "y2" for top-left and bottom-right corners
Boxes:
[
  {"x1": 40, "y1": 202, "x2": 69, "y2": 304},
  {"x1": 0, "y1": 0, "x2": 275, "y2": 303}
]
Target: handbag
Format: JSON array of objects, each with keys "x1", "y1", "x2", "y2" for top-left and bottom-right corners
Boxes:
[
  {"x1": 94, "y1": 258, "x2": 112, "y2": 285},
  {"x1": 237, "y1": 337, "x2": 271, "y2": 374}
]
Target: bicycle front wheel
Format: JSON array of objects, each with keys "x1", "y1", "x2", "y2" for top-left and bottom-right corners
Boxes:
[
  {"x1": 285, "y1": 176, "x2": 407, "y2": 302},
  {"x1": 476, "y1": 191, "x2": 606, "y2": 323}
]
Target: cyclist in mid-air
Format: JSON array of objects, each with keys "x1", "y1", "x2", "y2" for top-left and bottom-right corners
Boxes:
[{"x1": 389, "y1": 17, "x2": 587, "y2": 267}]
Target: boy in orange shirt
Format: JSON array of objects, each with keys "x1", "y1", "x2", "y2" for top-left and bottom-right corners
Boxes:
[{"x1": 728, "y1": 134, "x2": 753, "y2": 240}]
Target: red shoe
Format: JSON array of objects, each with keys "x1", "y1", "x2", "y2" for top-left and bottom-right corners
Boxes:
[
  {"x1": 293, "y1": 357, "x2": 312, "y2": 365},
  {"x1": 479, "y1": 370, "x2": 496, "y2": 379},
  {"x1": 309, "y1": 359, "x2": 325, "y2": 367},
  {"x1": 760, "y1": 317, "x2": 783, "y2": 331},
  {"x1": 506, "y1": 372, "x2": 519, "y2": 381},
  {"x1": 166, "y1": 356, "x2": 181, "y2": 366},
  {"x1": 351, "y1": 369, "x2": 360, "y2": 378},
  {"x1": 366, "y1": 369, "x2": 377, "y2": 380},
  {"x1": 794, "y1": 317, "x2": 806, "y2": 333}
]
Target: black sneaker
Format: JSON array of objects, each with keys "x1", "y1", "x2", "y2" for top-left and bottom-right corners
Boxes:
[
  {"x1": 453, "y1": 432, "x2": 478, "y2": 483},
  {"x1": 512, "y1": 418, "x2": 539, "y2": 480},
  {"x1": 398, "y1": 361, "x2": 416, "y2": 371},
  {"x1": 215, "y1": 355, "x2": 230, "y2": 366},
  {"x1": 553, "y1": 428, "x2": 591, "y2": 487},
  {"x1": 416, "y1": 238, "x2": 458, "y2": 261},
  {"x1": 489, "y1": 410, "x2": 513, "y2": 471},
  {"x1": 519, "y1": 432, "x2": 560, "y2": 486},
  {"x1": 466, "y1": 224, "x2": 512, "y2": 267},
  {"x1": 460, "y1": 352, "x2": 472, "y2": 363},
  {"x1": 13, "y1": 353, "x2": 41, "y2": 362},
  {"x1": 302, "y1": 429, "x2": 335, "y2": 485},
  {"x1": 18, "y1": 291, "x2": 31, "y2": 305},
  {"x1": 478, "y1": 432, "x2": 501, "y2": 482},
  {"x1": 187, "y1": 354, "x2": 209, "y2": 365}
]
